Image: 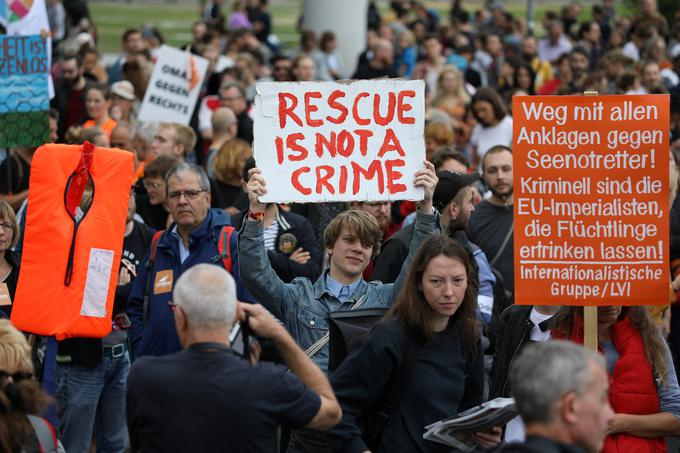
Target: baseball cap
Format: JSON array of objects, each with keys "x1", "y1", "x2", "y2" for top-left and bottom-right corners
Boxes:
[
  {"x1": 432, "y1": 171, "x2": 480, "y2": 211},
  {"x1": 111, "y1": 80, "x2": 136, "y2": 101}
]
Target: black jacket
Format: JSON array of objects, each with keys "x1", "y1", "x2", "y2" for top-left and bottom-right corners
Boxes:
[
  {"x1": 50, "y1": 77, "x2": 95, "y2": 140},
  {"x1": 233, "y1": 208, "x2": 321, "y2": 283},
  {"x1": 488, "y1": 305, "x2": 553, "y2": 399},
  {"x1": 328, "y1": 318, "x2": 483, "y2": 453}
]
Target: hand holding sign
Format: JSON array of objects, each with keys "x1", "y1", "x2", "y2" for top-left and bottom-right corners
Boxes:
[
  {"x1": 414, "y1": 160, "x2": 437, "y2": 215},
  {"x1": 247, "y1": 167, "x2": 267, "y2": 213}
]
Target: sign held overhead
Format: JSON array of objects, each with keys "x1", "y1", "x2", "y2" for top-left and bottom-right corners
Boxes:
[
  {"x1": 253, "y1": 79, "x2": 426, "y2": 203},
  {"x1": 513, "y1": 94, "x2": 669, "y2": 306}
]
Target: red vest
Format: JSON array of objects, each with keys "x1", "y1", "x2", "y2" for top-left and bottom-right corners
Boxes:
[{"x1": 560, "y1": 316, "x2": 666, "y2": 453}]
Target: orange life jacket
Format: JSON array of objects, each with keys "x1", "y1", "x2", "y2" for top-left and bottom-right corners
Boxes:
[{"x1": 11, "y1": 142, "x2": 134, "y2": 339}]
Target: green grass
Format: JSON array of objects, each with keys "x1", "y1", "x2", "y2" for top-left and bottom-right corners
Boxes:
[{"x1": 90, "y1": 1, "x2": 624, "y2": 54}]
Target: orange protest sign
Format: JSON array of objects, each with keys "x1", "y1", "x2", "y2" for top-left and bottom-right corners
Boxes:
[{"x1": 513, "y1": 94, "x2": 669, "y2": 306}]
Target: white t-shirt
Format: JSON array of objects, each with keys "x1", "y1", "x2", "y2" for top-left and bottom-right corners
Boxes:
[{"x1": 470, "y1": 116, "x2": 513, "y2": 162}]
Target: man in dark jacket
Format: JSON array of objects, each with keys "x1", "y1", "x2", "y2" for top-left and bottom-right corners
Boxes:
[
  {"x1": 51, "y1": 53, "x2": 93, "y2": 140},
  {"x1": 127, "y1": 163, "x2": 253, "y2": 357},
  {"x1": 232, "y1": 205, "x2": 321, "y2": 283},
  {"x1": 493, "y1": 341, "x2": 613, "y2": 453}
]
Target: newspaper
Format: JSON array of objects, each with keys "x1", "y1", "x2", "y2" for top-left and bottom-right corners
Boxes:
[{"x1": 423, "y1": 397, "x2": 517, "y2": 451}]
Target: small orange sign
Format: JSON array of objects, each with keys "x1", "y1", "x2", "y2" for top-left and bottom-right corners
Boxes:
[
  {"x1": 513, "y1": 94, "x2": 669, "y2": 306},
  {"x1": 154, "y1": 270, "x2": 174, "y2": 295}
]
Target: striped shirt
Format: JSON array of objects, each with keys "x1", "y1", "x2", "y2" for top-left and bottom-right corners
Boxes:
[{"x1": 263, "y1": 220, "x2": 279, "y2": 251}]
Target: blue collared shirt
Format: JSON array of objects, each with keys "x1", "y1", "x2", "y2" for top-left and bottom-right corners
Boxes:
[
  {"x1": 170, "y1": 226, "x2": 190, "y2": 264},
  {"x1": 325, "y1": 272, "x2": 361, "y2": 303}
]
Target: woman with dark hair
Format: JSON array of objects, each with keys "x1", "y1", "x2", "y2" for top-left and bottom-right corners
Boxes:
[
  {"x1": 551, "y1": 306, "x2": 680, "y2": 452},
  {"x1": 210, "y1": 138, "x2": 251, "y2": 215},
  {"x1": 82, "y1": 84, "x2": 116, "y2": 140},
  {"x1": 469, "y1": 87, "x2": 513, "y2": 166},
  {"x1": 328, "y1": 235, "x2": 500, "y2": 452},
  {"x1": 513, "y1": 62, "x2": 536, "y2": 95}
]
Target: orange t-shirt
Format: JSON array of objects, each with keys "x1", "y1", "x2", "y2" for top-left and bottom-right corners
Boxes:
[{"x1": 83, "y1": 118, "x2": 117, "y2": 139}]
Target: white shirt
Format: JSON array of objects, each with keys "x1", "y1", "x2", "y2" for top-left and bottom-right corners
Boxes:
[
  {"x1": 537, "y1": 35, "x2": 573, "y2": 63},
  {"x1": 503, "y1": 307, "x2": 555, "y2": 442},
  {"x1": 621, "y1": 41, "x2": 640, "y2": 61},
  {"x1": 470, "y1": 115, "x2": 513, "y2": 163}
]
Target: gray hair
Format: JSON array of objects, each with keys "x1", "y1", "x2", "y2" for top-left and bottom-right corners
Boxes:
[
  {"x1": 173, "y1": 264, "x2": 237, "y2": 330},
  {"x1": 510, "y1": 340, "x2": 605, "y2": 425},
  {"x1": 165, "y1": 163, "x2": 211, "y2": 193}
]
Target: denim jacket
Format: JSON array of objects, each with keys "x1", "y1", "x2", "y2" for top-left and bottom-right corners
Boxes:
[{"x1": 238, "y1": 209, "x2": 438, "y2": 372}]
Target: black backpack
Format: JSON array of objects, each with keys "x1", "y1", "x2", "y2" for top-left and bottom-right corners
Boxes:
[{"x1": 328, "y1": 309, "x2": 415, "y2": 450}]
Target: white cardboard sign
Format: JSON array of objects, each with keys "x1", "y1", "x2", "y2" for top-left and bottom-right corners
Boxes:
[
  {"x1": 138, "y1": 45, "x2": 208, "y2": 125},
  {"x1": 254, "y1": 79, "x2": 425, "y2": 203}
]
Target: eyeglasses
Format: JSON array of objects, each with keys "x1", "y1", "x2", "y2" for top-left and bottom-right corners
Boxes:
[
  {"x1": 167, "y1": 189, "x2": 207, "y2": 201},
  {"x1": 144, "y1": 180, "x2": 163, "y2": 190},
  {"x1": 0, "y1": 222, "x2": 14, "y2": 232},
  {"x1": 0, "y1": 370, "x2": 33, "y2": 382}
]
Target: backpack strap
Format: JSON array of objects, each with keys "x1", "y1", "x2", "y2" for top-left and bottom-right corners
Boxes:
[
  {"x1": 365, "y1": 328, "x2": 415, "y2": 449},
  {"x1": 217, "y1": 225, "x2": 235, "y2": 273},
  {"x1": 26, "y1": 415, "x2": 58, "y2": 453},
  {"x1": 143, "y1": 230, "x2": 165, "y2": 326}
]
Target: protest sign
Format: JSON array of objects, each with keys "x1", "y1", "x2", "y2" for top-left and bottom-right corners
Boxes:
[
  {"x1": 0, "y1": 34, "x2": 50, "y2": 148},
  {"x1": 513, "y1": 94, "x2": 669, "y2": 306},
  {"x1": 253, "y1": 79, "x2": 426, "y2": 203},
  {"x1": 138, "y1": 45, "x2": 208, "y2": 125}
]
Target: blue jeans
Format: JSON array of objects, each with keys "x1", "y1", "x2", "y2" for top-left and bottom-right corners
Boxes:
[{"x1": 56, "y1": 350, "x2": 130, "y2": 453}]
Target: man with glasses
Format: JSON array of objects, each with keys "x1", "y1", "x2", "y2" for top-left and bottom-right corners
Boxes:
[{"x1": 127, "y1": 163, "x2": 253, "y2": 357}]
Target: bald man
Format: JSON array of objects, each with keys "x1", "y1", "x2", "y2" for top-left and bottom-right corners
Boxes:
[{"x1": 205, "y1": 107, "x2": 238, "y2": 176}]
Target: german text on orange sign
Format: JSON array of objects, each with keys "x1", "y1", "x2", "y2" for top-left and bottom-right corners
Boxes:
[{"x1": 513, "y1": 94, "x2": 669, "y2": 306}]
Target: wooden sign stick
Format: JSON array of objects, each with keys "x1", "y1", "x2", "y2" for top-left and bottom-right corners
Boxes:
[{"x1": 583, "y1": 91, "x2": 599, "y2": 351}]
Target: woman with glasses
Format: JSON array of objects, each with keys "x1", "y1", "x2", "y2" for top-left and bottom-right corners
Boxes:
[
  {"x1": 0, "y1": 201, "x2": 19, "y2": 319},
  {"x1": 0, "y1": 319, "x2": 63, "y2": 452}
]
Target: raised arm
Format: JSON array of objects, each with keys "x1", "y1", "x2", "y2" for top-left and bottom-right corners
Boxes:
[
  {"x1": 237, "y1": 168, "x2": 298, "y2": 320},
  {"x1": 386, "y1": 161, "x2": 439, "y2": 300}
]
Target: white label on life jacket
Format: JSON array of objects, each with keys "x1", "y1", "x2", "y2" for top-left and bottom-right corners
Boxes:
[{"x1": 81, "y1": 248, "x2": 115, "y2": 317}]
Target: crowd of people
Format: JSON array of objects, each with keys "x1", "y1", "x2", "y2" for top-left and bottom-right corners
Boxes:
[{"x1": 2, "y1": 0, "x2": 680, "y2": 451}]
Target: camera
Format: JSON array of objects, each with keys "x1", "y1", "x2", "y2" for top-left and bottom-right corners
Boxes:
[{"x1": 229, "y1": 317, "x2": 253, "y2": 358}]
